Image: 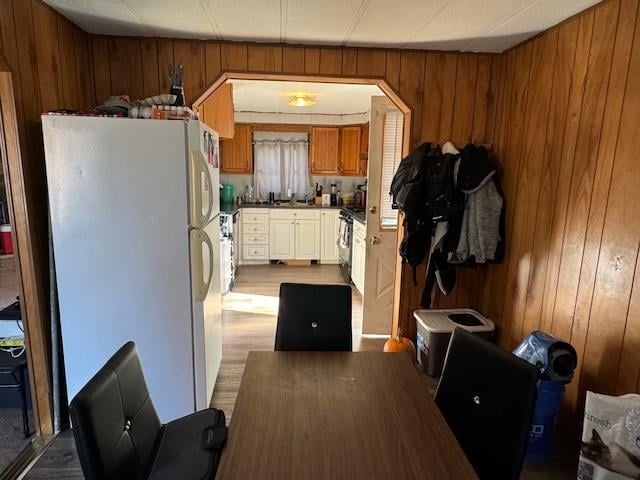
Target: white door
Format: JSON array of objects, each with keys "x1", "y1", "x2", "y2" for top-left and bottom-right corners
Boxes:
[
  {"x1": 295, "y1": 219, "x2": 320, "y2": 260},
  {"x1": 269, "y1": 219, "x2": 295, "y2": 259},
  {"x1": 362, "y1": 97, "x2": 401, "y2": 335},
  {"x1": 320, "y1": 210, "x2": 340, "y2": 263}
]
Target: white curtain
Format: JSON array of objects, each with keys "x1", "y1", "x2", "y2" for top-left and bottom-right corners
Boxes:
[
  {"x1": 253, "y1": 141, "x2": 281, "y2": 202},
  {"x1": 253, "y1": 132, "x2": 310, "y2": 201},
  {"x1": 282, "y1": 141, "x2": 310, "y2": 198}
]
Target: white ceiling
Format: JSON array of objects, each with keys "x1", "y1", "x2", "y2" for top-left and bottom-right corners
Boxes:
[
  {"x1": 44, "y1": 0, "x2": 601, "y2": 53},
  {"x1": 229, "y1": 79, "x2": 382, "y2": 115}
]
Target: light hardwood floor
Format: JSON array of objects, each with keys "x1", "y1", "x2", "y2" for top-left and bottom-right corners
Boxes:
[{"x1": 211, "y1": 264, "x2": 387, "y2": 419}]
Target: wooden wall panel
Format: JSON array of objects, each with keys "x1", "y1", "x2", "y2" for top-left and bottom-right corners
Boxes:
[
  {"x1": 140, "y1": 38, "x2": 159, "y2": 98},
  {"x1": 319, "y1": 48, "x2": 342, "y2": 75},
  {"x1": 0, "y1": 0, "x2": 94, "y2": 436},
  {"x1": 173, "y1": 40, "x2": 206, "y2": 105},
  {"x1": 479, "y1": 0, "x2": 640, "y2": 435}
]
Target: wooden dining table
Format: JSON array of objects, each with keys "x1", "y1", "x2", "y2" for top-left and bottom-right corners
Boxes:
[{"x1": 216, "y1": 351, "x2": 478, "y2": 479}]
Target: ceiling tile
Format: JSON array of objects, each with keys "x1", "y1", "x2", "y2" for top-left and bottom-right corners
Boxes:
[
  {"x1": 123, "y1": 0, "x2": 215, "y2": 38},
  {"x1": 43, "y1": 0, "x2": 150, "y2": 36},
  {"x1": 464, "y1": 0, "x2": 601, "y2": 52},
  {"x1": 284, "y1": 0, "x2": 367, "y2": 45},
  {"x1": 347, "y1": 0, "x2": 449, "y2": 47},
  {"x1": 201, "y1": 0, "x2": 282, "y2": 42},
  {"x1": 408, "y1": 0, "x2": 533, "y2": 51}
]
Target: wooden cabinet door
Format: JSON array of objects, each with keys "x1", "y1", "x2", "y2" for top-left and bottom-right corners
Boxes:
[
  {"x1": 295, "y1": 219, "x2": 321, "y2": 260},
  {"x1": 201, "y1": 83, "x2": 235, "y2": 139},
  {"x1": 269, "y1": 219, "x2": 295, "y2": 260},
  {"x1": 320, "y1": 210, "x2": 340, "y2": 263},
  {"x1": 339, "y1": 126, "x2": 362, "y2": 176},
  {"x1": 221, "y1": 124, "x2": 253, "y2": 173},
  {"x1": 310, "y1": 127, "x2": 339, "y2": 175},
  {"x1": 360, "y1": 123, "x2": 369, "y2": 176}
]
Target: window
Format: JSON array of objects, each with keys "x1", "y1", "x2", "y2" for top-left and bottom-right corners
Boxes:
[
  {"x1": 380, "y1": 109, "x2": 403, "y2": 228},
  {"x1": 253, "y1": 132, "x2": 309, "y2": 202}
]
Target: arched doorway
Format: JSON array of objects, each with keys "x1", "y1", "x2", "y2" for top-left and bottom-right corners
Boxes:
[{"x1": 192, "y1": 71, "x2": 412, "y2": 339}]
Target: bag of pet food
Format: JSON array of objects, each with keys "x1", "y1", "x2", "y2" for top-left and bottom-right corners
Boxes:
[{"x1": 578, "y1": 391, "x2": 640, "y2": 480}]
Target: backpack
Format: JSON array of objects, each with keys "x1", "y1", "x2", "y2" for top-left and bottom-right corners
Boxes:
[{"x1": 423, "y1": 148, "x2": 464, "y2": 222}]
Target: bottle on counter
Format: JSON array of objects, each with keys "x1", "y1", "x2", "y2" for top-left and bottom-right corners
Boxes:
[
  {"x1": 330, "y1": 183, "x2": 337, "y2": 207},
  {"x1": 315, "y1": 183, "x2": 323, "y2": 206}
]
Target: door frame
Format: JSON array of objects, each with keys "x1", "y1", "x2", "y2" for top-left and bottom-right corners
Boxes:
[
  {"x1": 193, "y1": 72, "x2": 411, "y2": 336},
  {"x1": 0, "y1": 55, "x2": 54, "y2": 437}
]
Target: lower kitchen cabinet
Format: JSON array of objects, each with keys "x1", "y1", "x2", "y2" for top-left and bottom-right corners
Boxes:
[
  {"x1": 241, "y1": 209, "x2": 269, "y2": 263},
  {"x1": 269, "y1": 218, "x2": 296, "y2": 260},
  {"x1": 320, "y1": 210, "x2": 340, "y2": 263},
  {"x1": 295, "y1": 219, "x2": 321, "y2": 260}
]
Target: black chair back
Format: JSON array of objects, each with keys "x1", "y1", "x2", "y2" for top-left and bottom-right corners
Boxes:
[
  {"x1": 70, "y1": 342, "x2": 162, "y2": 480},
  {"x1": 435, "y1": 328, "x2": 538, "y2": 480},
  {"x1": 275, "y1": 283, "x2": 352, "y2": 351}
]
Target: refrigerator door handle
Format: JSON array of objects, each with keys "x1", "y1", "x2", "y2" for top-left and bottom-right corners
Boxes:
[
  {"x1": 190, "y1": 150, "x2": 214, "y2": 227},
  {"x1": 190, "y1": 228, "x2": 215, "y2": 302}
]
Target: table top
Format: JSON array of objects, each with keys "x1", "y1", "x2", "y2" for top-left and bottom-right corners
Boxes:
[{"x1": 216, "y1": 351, "x2": 477, "y2": 480}]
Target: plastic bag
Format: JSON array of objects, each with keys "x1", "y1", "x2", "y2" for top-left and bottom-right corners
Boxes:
[{"x1": 578, "y1": 391, "x2": 640, "y2": 479}]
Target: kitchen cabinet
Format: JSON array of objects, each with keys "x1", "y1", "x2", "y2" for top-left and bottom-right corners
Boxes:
[
  {"x1": 295, "y1": 219, "x2": 321, "y2": 260},
  {"x1": 360, "y1": 123, "x2": 369, "y2": 176},
  {"x1": 201, "y1": 83, "x2": 235, "y2": 139},
  {"x1": 221, "y1": 124, "x2": 253, "y2": 173},
  {"x1": 241, "y1": 209, "x2": 269, "y2": 263},
  {"x1": 320, "y1": 209, "x2": 340, "y2": 264},
  {"x1": 310, "y1": 127, "x2": 340, "y2": 175},
  {"x1": 352, "y1": 220, "x2": 367, "y2": 295},
  {"x1": 269, "y1": 219, "x2": 295, "y2": 260},
  {"x1": 269, "y1": 209, "x2": 321, "y2": 261},
  {"x1": 339, "y1": 126, "x2": 362, "y2": 176}
]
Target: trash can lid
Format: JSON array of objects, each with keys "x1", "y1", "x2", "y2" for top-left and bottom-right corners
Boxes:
[{"x1": 414, "y1": 308, "x2": 495, "y2": 334}]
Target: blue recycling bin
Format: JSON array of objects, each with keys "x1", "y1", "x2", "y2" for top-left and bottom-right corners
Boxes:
[{"x1": 526, "y1": 380, "x2": 566, "y2": 462}]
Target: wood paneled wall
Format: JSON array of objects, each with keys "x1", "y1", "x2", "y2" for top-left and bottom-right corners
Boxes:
[
  {"x1": 473, "y1": 0, "x2": 640, "y2": 431},
  {"x1": 0, "y1": 0, "x2": 94, "y2": 434}
]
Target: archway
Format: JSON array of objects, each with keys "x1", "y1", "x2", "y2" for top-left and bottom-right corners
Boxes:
[{"x1": 192, "y1": 71, "x2": 413, "y2": 337}]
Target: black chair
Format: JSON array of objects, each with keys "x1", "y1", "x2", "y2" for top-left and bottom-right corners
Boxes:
[
  {"x1": 69, "y1": 342, "x2": 227, "y2": 480},
  {"x1": 434, "y1": 328, "x2": 538, "y2": 480},
  {"x1": 275, "y1": 283, "x2": 352, "y2": 351}
]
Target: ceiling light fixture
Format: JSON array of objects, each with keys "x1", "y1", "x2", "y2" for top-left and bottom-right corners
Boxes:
[{"x1": 288, "y1": 94, "x2": 316, "y2": 107}]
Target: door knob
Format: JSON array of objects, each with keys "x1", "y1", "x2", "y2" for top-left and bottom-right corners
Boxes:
[
  {"x1": 369, "y1": 236, "x2": 380, "y2": 245},
  {"x1": 369, "y1": 206, "x2": 377, "y2": 214}
]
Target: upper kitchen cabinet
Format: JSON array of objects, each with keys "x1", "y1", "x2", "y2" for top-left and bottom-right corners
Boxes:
[
  {"x1": 360, "y1": 123, "x2": 369, "y2": 176},
  {"x1": 339, "y1": 126, "x2": 362, "y2": 176},
  {"x1": 221, "y1": 124, "x2": 253, "y2": 173},
  {"x1": 310, "y1": 127, "x2": 340, "y2": 175},
  {"x1": 201, "y1": 83, "x2": 235, "y2": 139}
]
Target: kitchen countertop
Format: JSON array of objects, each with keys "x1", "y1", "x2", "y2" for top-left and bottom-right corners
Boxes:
[
  {"x1": 222, "y1": 202, "x2": 343, "y2": 212},
  {"x1": 220, "y1": 203, "x2": 365, "y2": 224}
]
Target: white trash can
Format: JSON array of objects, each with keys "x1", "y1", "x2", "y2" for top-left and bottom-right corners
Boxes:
[{"x1": 414, "y1": 308, "x2": 495, "y2": 376}]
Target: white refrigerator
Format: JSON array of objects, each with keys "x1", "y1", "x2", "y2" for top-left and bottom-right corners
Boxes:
[{"x1": 42, "y1": 116, "x2": 222, "y2": 422}]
